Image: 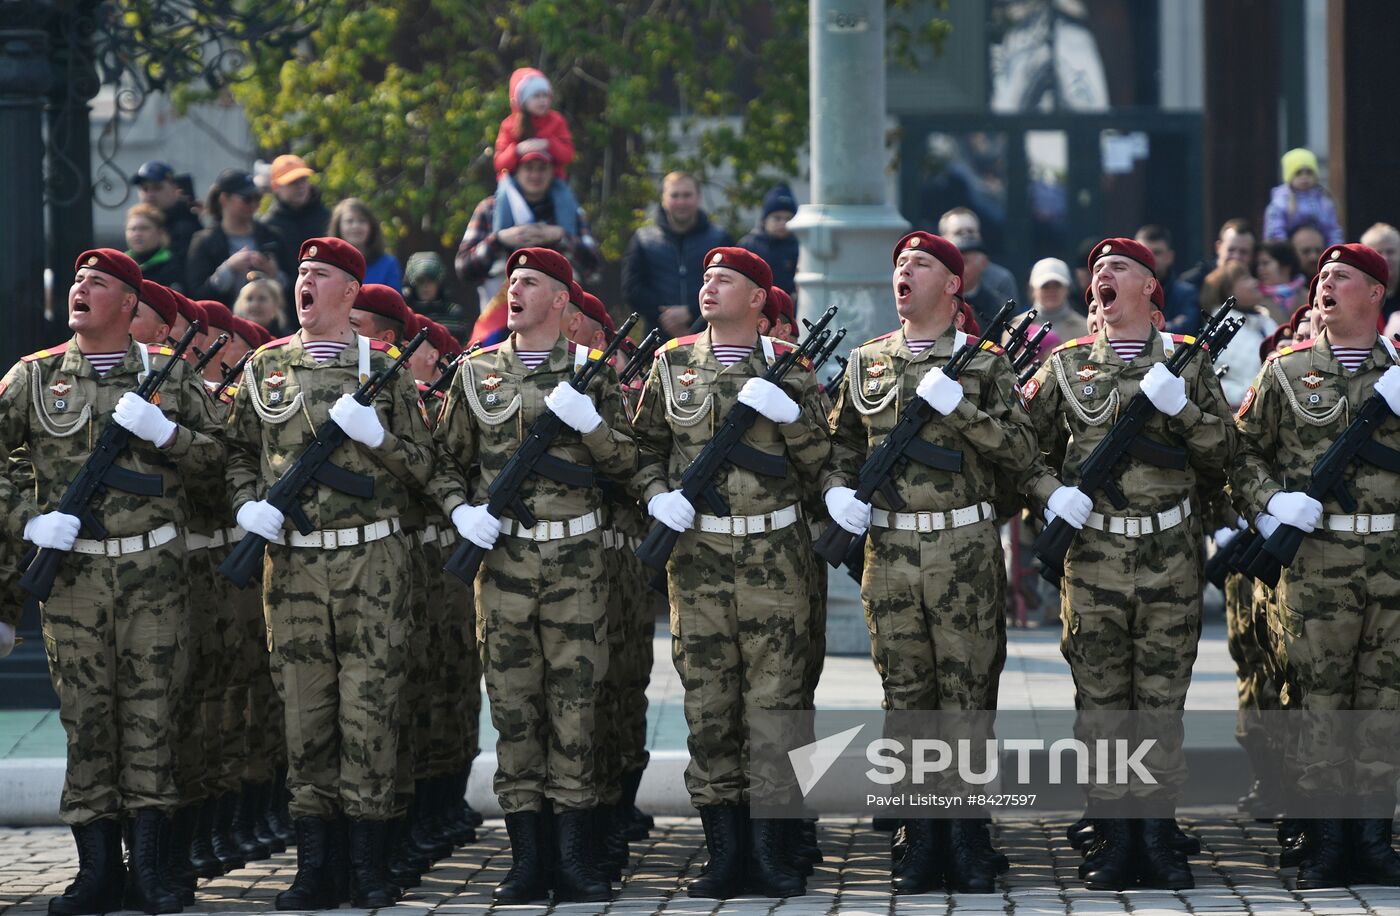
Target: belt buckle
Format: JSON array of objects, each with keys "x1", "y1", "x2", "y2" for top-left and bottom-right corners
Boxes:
[
  {"x1": 916, "y1": 512, "x2": 933, "y2": 533},
  {"x1": 1124, "y1": 517, "x2": 1142, "y2": 539},
  {"x1": 732, "y1": 516, "x2": 747, "y2": 537},
  {"x1": 105, "y1": 539, "x2": 121, "y2": 558},
  {"x1": 532, "y1": 520, "x2": 550, "y2": 541},
  {"x1": 1356, "y1": 514, "x2": 1372, "y2": 535}
]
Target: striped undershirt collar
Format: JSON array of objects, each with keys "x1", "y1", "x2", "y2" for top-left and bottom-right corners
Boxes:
[
  {"x1": 1331, "y1": 346, "x2": 1371, "y2": 372},
  {"x1": 712, "y1": 344, "x2": 754, "y2": 366},
  {"x1": 1107, "y1": 338, "x2": 1149, "y2": 361},
  {"x1": 517, "y1": 349, "x2": 551, "y2": 369},
  {"x1": 83, "y1": 351, "x2": 126, "y2": 376},
  {"x1": 302, "y1": 339, "x2": 349, "y2": 363},
  {"x1": 905, "y1": 338, "x2": 935, "y2": 355}
]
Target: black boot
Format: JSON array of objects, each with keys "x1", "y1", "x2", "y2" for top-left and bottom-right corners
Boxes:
[
  {"x1": 620, "y1": 767, "x2": 652, "y2": 840},
  {"x1": 965, "y1": 818, "x2": 1009, "y2": 873},
  {"x1": 274, "y1": 817, "x2": 334, "y2": 910},
  {"x1": 1137, "y1": 818, "x2": 1194, "y2": 890},
  {"x1": 407, "y1": 780, "x2": 452, "y2": 860},
  {"x1": 597, "y1": 805, "x2": 629, "y2": 882},
  {"x1": 1278, "y1": 818, "x2": 1310, "y2": 867},
  {"x1": 326, "y1": 815, "x2": 350, "y2": 906},
  {"x1": 440, "y1": 771, "x2": 477, "y2": 845},
  {"x1": 186, "y1": 801, "x2": 221, "y2": 879},
  {"x1": 946, "y1": 819, "x2": 997, "y2": 893},
  {"x1": 385, "y1": 817, "x2": 426, "y2": 889},
  {"x1": 891, "y1": 819, "x2": 945, "y2": 895},
  {"x1": 249, "y1": 783, "x2": 284, "y2": 854},
  {"x1": 155, "y1": 810, "x2": 194, "y2": 906},
  {"x1": 231, "y1": 785, "x2": 270, "y2": 862},
  {"x1": 206, "y1": 796, "x2": 245, "y2": 873},
  {"x1": 49, "y1": 819, "x2": 126, "y2": 916},
  {"x1": 346, "y1": 819, "x2": 398, "y2": 908},
  {"x1": 1169, "y1": 818, "x2": 1201, "y2": 854},
  {"x1": 268, "y1": 769, "x2": 295, "y2": 847},
  {"x1": 123, "y1": 811, "x2": 183, "y2": 914},
  {"x1": 1237, "y1": 742, "x2": 1285, "y2": 820},
  {"x1": 1067, "y1": 815, "x2": 1095, "y2": 851},
  {"x1": 554, "y1": 808, "x2": 612, "y2": 902},
  {"x1": 1081, "y1": 819, "x2": 1135, "y2": 891},
  {"x1": 747, "y1": 818, "x2": 804, "y2": 897},
  {"x1": 687, "y1": 806, "x2": 745, "y2": 899},
  {"x1": 1351, "y1": 815, "x2": 1400, "y2": 886},
  {"x1": 1296, "y1": 818, "x2": 1348, "y2": 889},
  {"x1": 459, "y1": 766, "x2": 484, "y2": 829},
  {"x1": 493, "y1": 811, "x2": 550, "y2": 903}
]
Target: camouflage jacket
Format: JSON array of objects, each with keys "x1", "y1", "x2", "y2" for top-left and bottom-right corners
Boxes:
[
  {"x1": 1234, "y1": 331, "x2": 1400, "y2": 516},
  {"x1": 822, "y1": 326, "x2": 1040, "y2": 513},
  {"x1": 183, "y1": 379, "x2": 234, "y2": 536},
  {"x1": 224, "y1": 332, "x2": 435, "y2": 529},
  {"x1": 632, "y1": 329, "x2": 830, "y2": 513},
  {"x1": 0, "y1": 337, "x2": 223, "y2": 540},
  {"x1": 427, "y1": 333, "x2": 636, "y2": 520},
  {"x1": 1023, "y1": 328, "x2": 1236, "y2": 514}
]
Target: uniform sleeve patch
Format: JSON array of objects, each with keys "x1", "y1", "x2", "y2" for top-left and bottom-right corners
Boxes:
[
  {"x1": 1235, "y1": 386, "x2": 1256, "y2": 419},
  {"x1": 1022, "y1": 377, "x2": 1041, "y2": 401}
]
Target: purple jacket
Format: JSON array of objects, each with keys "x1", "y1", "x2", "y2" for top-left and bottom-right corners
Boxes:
[{"x1": 1263, "y1": 183, "x2": 1343, "y2": 245}]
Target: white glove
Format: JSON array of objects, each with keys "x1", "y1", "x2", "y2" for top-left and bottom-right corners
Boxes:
[
  {"x1": 1045, "y1": 485, "x2": 1093, "y2": 529},
  {"x1": 544, "y1": 382, "x2": 602, "y2": 434},
  {"x1": 1255, "y1": 512, "x2": 1280, "y2": 540},
  {"x1": 824, "y1": 486, "x2": 871, "y2": 535},
  {"x1": 1213, "y1": 523, "x2": 1243, "y2": 550},
  {"x1": 647, "y1": 490, "x2": 695, "y2": 533},
  {"x1": 328, "y1": 394, "x2": 386, "y2": 448},
  {"x1": 1139, "y1": 363, "x2": 1188, "y2": 417},
  {"x1": 0, "y1": 622, "x2": 13, "y2": 658},
  {"x1": 1267, "y1": 491, "x2": 1323, "y2": 532},
  {"x1": 1375, "y1": 365, "x2": 1400, "y2": 416},
  {"x1": 236, "y1": 500, "x2": 285, "y2": 541},
  {"x1": 451, "y1": 504, "x2": 500, "y2": 550},
  {"x1": 113, "y1": 392, "x2": 177, "y2": 446},
  {"x1": 23, "y1": 512, "x2": 81, "y2": 550},
  {"x1": 916, "y1": 369, "x2": 964, "y2": 415},
  {"x1": 737, "y1": 378, "x2": 800, "y2": 424}
]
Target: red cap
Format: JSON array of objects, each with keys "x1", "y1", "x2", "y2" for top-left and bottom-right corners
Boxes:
[
  {"x1": 1150, "y1": 276, "x2": 1165, "y2": 310},
  {"x1": 199, "y1": 300, "x2": 236, "y2": 335},
  {"x1": 1319, "y1": 243, "x2": 1390, "y2": 288},
  {"x1": 518, "y1": 149, "x2": 553, "y2": 167},
  {"x1": 1089, "y1": 237, "x2": 1157, "y2": 275},
  {"x1": 300, "y1": 237, "x2": 366, "y2": 284},
  {"x1": 1289, "y1": 303, "x2": 1311, "y2": 332},
  {"x1": 893, "y1": 232, "x2": 964, "y2": 283},
  {"x1": 578, "y1": 291, "x2": 616, "y2": 335},
  {"x1": 417, "y1": 317, "x2": 459, "y2": 357},
  {"x1": 506, "y1": 247, "x2": 574, "y2": 288},
  {"x1": 76, "y1": 248, "x2": 142, "y2": 292},
  {"x1": 762, "y1": 287, "x2": 795, "y2": 327},
  {"x1": 230, "y1": 316, "x2": 268, "y2": 347},
  {"x1": 139, "y1": 281, "x2": 179, "y2": 326},
  {"x1": 353, "y1": 283, "x2": 415, "y2": 328},
  {"x1": 1307, "y1": 272, "x2": 1320, "y2": 306},
  {"x1": 703, "y1": 247, "x2": 773, "y2": 293},
  {"x1": 956, "y1": 298, "x2": 981, "y2": 336},
  {"x1": 173, "y1": 291, "x2": 206, "y2": 330}
]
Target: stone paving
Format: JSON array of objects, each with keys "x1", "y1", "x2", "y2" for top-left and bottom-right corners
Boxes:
[{"x1": 3, "y1": 814, "x2": 1400, "y2": 916}]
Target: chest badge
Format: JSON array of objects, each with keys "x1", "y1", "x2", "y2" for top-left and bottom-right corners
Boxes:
[
  {"x1": 1300, "y1": 370, "x2": 1324, "y2": 390},
  {"x1": 866, "y1": 361, "x2": 888, "y2": 392},
  {"x1": 1076, "y1": 363, "x2": 1098, "y2": 382},
  {"x1": 50, "y1": 380, "x2": 72, "y2": 398},
  {"x1": 265, "y1": 371, "x2": 285, "y2": 389},
  {"x1": 678, "y1": 369, "x2": 698, "y2": 386},
  {"x1": 482, "y1": 373, "x2": 502, "y2": 391},
  {"x1": 1082, "y1": 385, "x2": 1095, "y2": 397}
]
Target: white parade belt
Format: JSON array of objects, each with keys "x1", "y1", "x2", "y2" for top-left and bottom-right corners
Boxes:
[
  {"x1": 1083, "y1": 496, "x2": 1192, "y2": 538},
  {"x1": 73, "y1": 522, "x2": 181, "y2": 557},
  {"x1": 870, "y1": 501, "x2": 993, "y2": 533},
  {"x1": 499, "y1": 509, "x2": 602, "y2": 542},
  {"x1": 1324, "y1": 512, "x2": 1396, "y2": 535},
  {"x1": 185, "y1": 525, "x2": 247, "y2": 551},
  {"x1": 697, "y1": 503, "x2": 801, "y2": 536},
  {"x1": 272, "y1": 518, "x2": 401, "y2": 549}
]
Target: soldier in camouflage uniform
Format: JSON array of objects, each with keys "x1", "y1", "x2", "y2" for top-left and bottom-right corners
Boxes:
[
  {"x1": 1233, "y1": 242, "x2": 1400, "y2": 888},
  {"x1": 427, "y1": 248, "x2": 635, "y2": 904},
  {"x1": 631, "y1": 247, "x2": 829, "y2": 900},
  {"x1": 823, "y1": 232, "x2": 1040, "y2": 894},
  {"x1": 0, "y1": 249, "x2": 224, "y2": 915},
  {"x1": 1023, "y1": 237, "x2": 1235, "y2": 891},
  {"x1": 224, "y1": 238, "x2": 436, "y2": 910}
]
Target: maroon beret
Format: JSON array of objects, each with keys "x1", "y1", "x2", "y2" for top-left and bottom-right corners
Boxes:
[
  {"x1": 414, "y1": 317, "x2": 458, "y2": 357},
  {"x1": 506, "y1": 247, "x2": 573, "y2": 288},
  {"x1": 1308, "y1": 272, "x2": 1320, "y2": 306},
  {"x1": 139, "y1": 281, "x2": 179, "y2": 326},
  {"x1": 578, "y1": 291, "x2": 617, "y2": 335},
  {"x1": 1089, "y1": 237, "x2": 1157, "y2": 276},
  {"x1": 892, "y1": 231, "x2": 964, "y2": 284},
  {"x1": 199, "y1": 300, "x2": 236, "y2": 335},
  {"x1": 1319, "y1": 243, "x2": 1390, "y2": 288},
  {"x1": 300, "y1": 237, "x2": 366, "y2": 284},
  {"x1": 173, "y1": 292, "x2": 205, "y2": 330},
  {"x1": 956, "y1": 298, "x2": 981, "y2": 336},
  {"x1": 1150, "y1": 276, "x2": 1165, "y2": 310},
  {"x1": 762, "y1": 286, "x2": 795, "y2": 327},
  {"x1": 76, "y1": 248, "x2": 142, "y2": 292},
  {"x1": 703, "y1": 247, "x2": 773, "y2": 293},
  {"x1": 230, "y1": 316, "x2": 267, "y2": 347},
  {"x1": 353, "y1": 283, "x2": 414, "y2": 327}
]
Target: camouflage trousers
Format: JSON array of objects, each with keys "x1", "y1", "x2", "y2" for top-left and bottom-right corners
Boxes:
[
  {"x1": 861, "y1": 522, "x2": 1004, "y2": 711},
  {"x1": 391, "y1": 541, "x2": 433, "y2": 813},
  {"x1": 263, "y1": 534, "x2": 411, "y2": 821},
  {"x1": 173, "y1": 548, "x2": 219, "y2": 806},
  {"x1": 803, "y1": 551, "x2": 828, "y2": 710},
  {"x1": 442, "y1": 547, "x2": 481, "y2": 769},
  {"x1": 477, "y1": 528, "x2": 608, "y2": 814},
  {"x1": 1275, "y1": 528, "x2": 1400, "y2": 797},
  {"x1": 1224, "y1": 571, "x2": 1281, "y2": 753},
  {"x1": 618, "y1": 554, "x2": 655, "y2": 778},
  {"x1": 241, "y1": 579, "x2": 283, "y2": 786},
  {"x1": 41, "y1": 539, "x2": 188, "y2": 825},
  {"x1": 1061, "y1": 522, "x2": 1201, "y2": 803},
  {"x1": 667, "y1": 526, "x2": 813, "y2": 808}
]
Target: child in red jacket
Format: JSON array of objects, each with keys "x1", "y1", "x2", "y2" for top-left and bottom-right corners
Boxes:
[{"x1": 491, "y1": 67, "x2": 583, "y2": 244}]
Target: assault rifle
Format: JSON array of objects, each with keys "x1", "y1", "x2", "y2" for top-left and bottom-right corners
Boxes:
[
  {"x1": 812, "y1": 300, "x2": 1019, "y2": 568},
  {"x1": 1002, "y1": 310, "x2": 1038, "y2": 365},
  {"x1": 1033, "y1": 298, "x2": 1238, "y2": 583},
  {"x1": 191, "y1": 333, "x2": 229, "y2": 377},
  {"x1": 635, "y1": 306, "x2": 839, "y2": 579},
  {"x1": 212, "y1": 351, "x2": 252, "y2": 403},
  {"x1": 811, "y1": 327, "x2": 847, "y2": 372},
  {"x1": 1014, "y1": 324, "x2": 1053, "y2": 379},
  {"x1": 219, "y1": 328, "x2": 430, "y2": 588},
  {"x1": 620, "y1": 328, "x2": 664, "y2": 387},
  {"x1": 20, "y1": 325, "x2": 200, "y2": 600},
  {"x1": 443, "y1": 315, "x2": 641, "y2": 583}
]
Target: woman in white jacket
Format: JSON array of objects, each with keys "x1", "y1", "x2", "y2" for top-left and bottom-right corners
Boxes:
[{"x1": 1200, "y1": 260, "x2": 1278, "y2": 409}]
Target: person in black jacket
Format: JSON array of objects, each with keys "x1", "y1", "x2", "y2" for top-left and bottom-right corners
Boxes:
[
  {"x1": 186, "y1": 169, "x2": 294, "y2": 307},
  {"x1": 262, "y1": 154, "x2": 332, "y2": 259},
  {"x1": 133, "y1": 160, "x2": 202, "y2": 278},
  {"x1": 739, "y1": 182, "x2": 800, "y2": 297},
  {"x1": 621, "y1": 171, "x2": 732, "y2": 339}
]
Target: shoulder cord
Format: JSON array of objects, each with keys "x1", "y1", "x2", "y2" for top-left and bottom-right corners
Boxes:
[
  {"x1": 245, "y1": 358, "x2": 304, "y2": 425},
  {"x1": 1052, "y1": 352, "x2": 1119, "y2": 428},
  {"x1": 846, "y1": 347, "x2": 899, "y2": 416},
  {"x1": 1271, "y1": 358, "x2": 1347, "y2": 427},
  {"x1": 460, "y1": 356, "x2": 521, "y2": 426},
  {"x1": 29, "y1": 362, "x2": 90, "y2": 438},
  {"x1": 655, "y1": 351, "x2": 714, "y2": 428}
]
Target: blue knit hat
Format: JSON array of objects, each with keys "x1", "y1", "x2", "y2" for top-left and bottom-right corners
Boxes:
[{"x1": 761, "y1": 183, "x2": 797, "y2": 219}]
